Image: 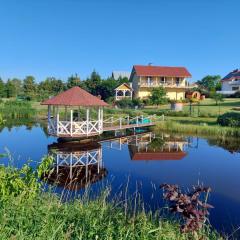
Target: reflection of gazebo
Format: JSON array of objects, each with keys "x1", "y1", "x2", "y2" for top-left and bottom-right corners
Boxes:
[
  {"x1": 45, "y1": 141, "x2": 107, "y2": 190},
  {"x1": 115, "y1": 83, "x2": 133, "y2": 101},
  {"x1": 41, "y1": 87, "x2": 108, "y2": 138}
]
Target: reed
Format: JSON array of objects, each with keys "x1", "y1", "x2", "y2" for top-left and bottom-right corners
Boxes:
[
  {"x1": 0, "y1": 100, "x2": 36, "y2": 119},
  {"x1": 154, "y1": 120, "x2": 240, "y2": 138}
]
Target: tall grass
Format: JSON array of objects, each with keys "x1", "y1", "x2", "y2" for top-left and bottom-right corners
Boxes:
[
  {"x1": 154, "y1": 121, "x2": 240, "y2": 138},
  {"x1": 0, "y1": 159, "x2": 220, "y2": 240},
  {"x1": 0, "y1": 100, "x2": 36, "y2": 119}
]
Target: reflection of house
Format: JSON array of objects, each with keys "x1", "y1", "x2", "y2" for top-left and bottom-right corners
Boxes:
[
  {"x1": 218, "y1": 69, "x2": 240, "y2": 95},
  {"x1": 128, "y1": 133, "x2": 188, "y2": 161},
  {"x1": 45, "y1": 142, "x2": 107, "y2": 190},
  {"x1": 130, "y1": 65, "x2": 192, "y2": 100},
  {"x1": 115, "y1": 83, "x2": 133, "y2": 101}
]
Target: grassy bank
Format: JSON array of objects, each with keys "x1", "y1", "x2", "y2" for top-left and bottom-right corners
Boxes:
[
  {"x1": 154, "y1": 119, "x2": 240, "y2": 138},
  {"x1": 0, "y1": 162, "x2": 220, "y2": 240}
]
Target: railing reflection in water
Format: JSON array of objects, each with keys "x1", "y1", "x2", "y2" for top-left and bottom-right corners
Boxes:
[{"x1": 46, "y1": 142, "x2": 107, "y2": 191}]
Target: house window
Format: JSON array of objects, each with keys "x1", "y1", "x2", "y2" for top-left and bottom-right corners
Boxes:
[
  {"x1": 160, "y1": 77, "x2": 165, "y2": 84},
  {"x1": 232, "y1": 86, "x2": 239, "y2": 91}
]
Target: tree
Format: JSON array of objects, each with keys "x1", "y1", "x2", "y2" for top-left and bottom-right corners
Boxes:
[
  {"x1": 98, "y1": 77, "x2": 118, "y2": 100},
  {"x1": 23, "y1": 76, "x2": 37, "y2": 100},
  {"x1": 84, "y1": 70, "x2": 102, "y2": 96},
  {"x1": 210, "y1": 92, "x2": 224, "y2": 105},
  {"x1": 197, "y1": 75, "x2": 221, "y2": 91},
  {"x1": 210, "y1": 92, "x2": 224, "y2": 115},
  {"x1": 67, "y1": 74, "x2": 81, "y2": 89},
  {"x1": 150, "y1": 87, "x2": 167, "y2": 107},
  {"x1": 38, "y1": 77, "x2": 65, "y2": 95},
  {"x1": 5, "y1": 79, "x2": 17, "y2": 98},
  {"x1": 0, "y1": 79, "x2": 5, "y2": 98},
  {"x1": 11, "y1": 78, "x2": 23, "y2": 96}
]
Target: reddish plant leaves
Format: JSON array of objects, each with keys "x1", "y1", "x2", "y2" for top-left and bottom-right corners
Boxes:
[{"x1": 160, "y1": 183, "x2": 213, "y2": 233}]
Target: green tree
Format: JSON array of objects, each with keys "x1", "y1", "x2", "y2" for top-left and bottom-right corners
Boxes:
[
  {"x1": 210, "y1": 92, "x2": 224, "y2": 115},
  {"x1": 23, "y1": 76, "x2": 37, "y2": 100},
  {"x1": 98, "y1": 77, "x2": 118, "y2": 100},
  {"x1": 85, "y1": 70, "x2": 102, "y2": 96},
  {"x1": 210, "y1": 92, "x2": 224, "y2": 105},
  {"x1": 67, "y1": 74, "x2": 81, "y2": 89},
  {"x1": 0, "y1": 79, "x2": 5, "y2": 97},
  {"x1": 11, "y1": 78, "x2": 23, "y2": 96},
  {"x1": 5, "y1": 79, "x2": 17, "y2": 98},
  {"x1": 150, "y1": 87, "x2": 167, "y2": 107},
  {"x1": 197, "y1": 75, "x2": 221, "y2": 91}
]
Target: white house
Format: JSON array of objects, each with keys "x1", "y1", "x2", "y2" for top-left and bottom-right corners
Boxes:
[{"x1": 218, "y1": 69, "x2": 240, "y2": 95}]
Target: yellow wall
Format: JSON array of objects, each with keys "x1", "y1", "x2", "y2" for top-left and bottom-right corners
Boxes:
[{"x1": 136, "y1": 88, "x2": 186, "y2": 100}]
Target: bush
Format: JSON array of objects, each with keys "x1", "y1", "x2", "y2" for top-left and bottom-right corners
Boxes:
[
  {"x1": 232, "y1": 91, "x2": 240, "y2": 98},
  {"x1": 217, "y1": 112, "x2": 240, "y2": 127},
  {"x1": 116, "y1": 98, "x2": 142, "y2": 109}
]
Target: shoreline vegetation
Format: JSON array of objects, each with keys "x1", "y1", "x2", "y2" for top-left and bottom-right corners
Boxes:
[
  {"x1": 154, "y1": 119, "x2": 240, "y2": 138},
  {"x1": 0, "y1": 161, "x2": 220, "y2": 240}
]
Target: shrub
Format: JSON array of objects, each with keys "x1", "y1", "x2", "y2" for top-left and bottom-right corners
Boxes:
[
  {"x1": 116, "y1": 98, "x2": 142, "y2": 109},
  {"x1": 217, "y1": 112, "x2": 240, "y2": 127},
  {"x1": 232, "y1": 90, "x2": 240, "y2": 98}
]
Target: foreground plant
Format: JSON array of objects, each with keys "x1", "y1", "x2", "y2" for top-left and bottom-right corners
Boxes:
[{"x1": 160, "y1": 183, "x2": 213, "y2": 234}]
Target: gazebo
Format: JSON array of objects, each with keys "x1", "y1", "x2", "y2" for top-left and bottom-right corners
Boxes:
[
  {"x1": 114, "y1": 83, "x2": 133, "y2": 101},
  {"x1": 41, "y1": 86, "x2": 108, "y2": 138}
]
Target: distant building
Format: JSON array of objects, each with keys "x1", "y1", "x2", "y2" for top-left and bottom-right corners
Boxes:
[
  {"x1": 218, "y1": 69, "x2": 240, "y2": 95},
  {"x1": 130, "y1": 65, "x2": 192, "y2": 100},
  {"x1": 112, "y1": 71, "x2": 131, "y2": 80},
  {"x1": 114, "y1": 83, "x2": 133, "y2": 101}
]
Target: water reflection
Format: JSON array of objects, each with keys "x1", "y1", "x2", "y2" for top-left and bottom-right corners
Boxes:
[
  {"x1": 1, "y1": 123, "x2": 240, "y2": 233},
  {"x1": 47, "y1": 141, "x2": 107, "y2": 190},
  {"x1": 46, "y1": 132, "x2": 191, "y2": 190}
]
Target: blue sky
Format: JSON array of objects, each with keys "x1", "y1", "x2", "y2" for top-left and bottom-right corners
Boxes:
[{"x1": 0, "y1": 0, "x2": 239, "y2": 82}]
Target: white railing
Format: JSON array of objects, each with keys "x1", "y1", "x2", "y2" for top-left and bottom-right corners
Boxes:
[
  {"x1": 55, "y1": 149, "x2": 102, "y2": 167},
  {"x1": 102, "y1": 114, "x2": 164, "y2": 130},
  {"x1": 48, "y1": 114, "x2": 164, "y2": 137},
  {"x1": 139, "y1": 82, "x2": 190, "y2": 88},
  {"x1": 48, "y1": 118, "x2": 103, "y2": 137}
]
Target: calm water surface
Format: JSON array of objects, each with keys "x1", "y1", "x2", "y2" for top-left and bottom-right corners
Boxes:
[{"x1": 0, "y1": 123, "x2": 240, "y2": 234}]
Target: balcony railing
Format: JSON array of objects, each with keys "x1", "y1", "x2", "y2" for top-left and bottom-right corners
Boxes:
[
  {"x1": 229, "y1": 80, "x2": 240, "y2": 85},
  {"x1": 139, "y1": 82, "x2": 190, "y2": 88}
]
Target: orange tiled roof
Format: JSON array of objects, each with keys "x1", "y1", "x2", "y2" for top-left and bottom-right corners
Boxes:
[
  {"x1": 41, "y1": 86, "x2": 109, "y2": 107},
  {"x1": 132, "y1": 65, "x2": 192, "y2": 77}
]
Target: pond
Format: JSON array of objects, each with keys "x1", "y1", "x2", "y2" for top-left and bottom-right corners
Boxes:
[{"x1": 0, "y1": 122, "x2": 240, "y2": 235}]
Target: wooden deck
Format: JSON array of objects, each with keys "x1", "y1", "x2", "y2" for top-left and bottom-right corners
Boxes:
[{"x1": 48, "y1": 115, "x2": 163, "y2": 138}]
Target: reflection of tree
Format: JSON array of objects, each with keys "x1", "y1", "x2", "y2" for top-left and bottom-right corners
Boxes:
[
  {"x1": 0, "y1": 119, "x2": 37, "y2": 133},
  {"x1": 207, "y1": 138, "x2": 240, "y2": 154},
  {"x1": 148, "y1": 138, "x2": 165, "y2": 151}
]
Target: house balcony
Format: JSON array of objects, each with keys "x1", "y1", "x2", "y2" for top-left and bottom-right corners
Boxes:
[
  {"x1": 229, "y1": 80, "x2": 240, "y2": 85},
  {"x1": 139, "y1": 82, "x2": 190, "y2": 89}
]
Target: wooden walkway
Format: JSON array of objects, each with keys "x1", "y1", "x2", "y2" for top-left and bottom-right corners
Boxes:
[
  {"x1": 49, "y1": 115, "x2": 164, "y2": 138},
  {"x1": 103, "y1": 122, "x2": 155, "y2": 132}
]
